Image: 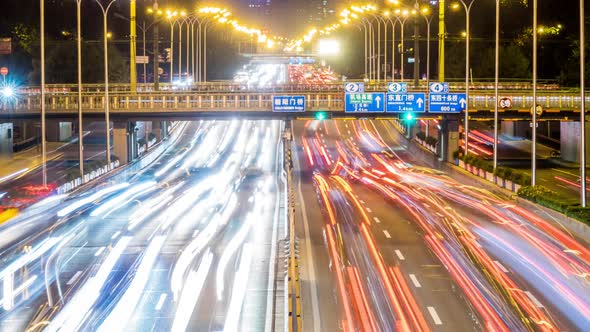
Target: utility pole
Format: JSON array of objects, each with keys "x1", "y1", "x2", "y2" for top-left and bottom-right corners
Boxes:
[
  {"x1": 413, "y1": 2, "x2": 420, "y2": 88},
  {"x1": 130, "y1": 0, "x2": 137, "y2": 92},
  {"x1": 438, "y1": 0, "x2": 445, "y2": 81}
]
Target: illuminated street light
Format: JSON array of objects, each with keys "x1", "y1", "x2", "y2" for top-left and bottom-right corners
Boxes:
[{"x1": 1, "y1": 86, "x2": 14, "y2": 98}]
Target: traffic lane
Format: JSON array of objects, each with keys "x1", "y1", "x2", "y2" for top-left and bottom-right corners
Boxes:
[
  {"x1": 437, "y1": 195, "x2": 587, "y2": 332},
  {"x1": 349, "y1": 182, "x2": 480, "y2": 331},
  {"x1": 292, "y1": 133, "x2": 342, "y2": 332}
]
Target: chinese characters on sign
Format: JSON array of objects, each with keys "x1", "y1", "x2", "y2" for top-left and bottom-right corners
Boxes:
[
  {"x1": 345, "y1": 93, "x2": 385, "y2": 113},
  {"x1": 428, "y1": 93, "x2": 467, "y2": 113},
  {"x1": 385, "y1": 93, "x2": 426, "y2": 113},
  {"x1": 272, "y1": 96, "x2": 306, "y2": 112}
]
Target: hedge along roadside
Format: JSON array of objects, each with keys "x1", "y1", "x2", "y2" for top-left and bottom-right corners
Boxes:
[{"x1": 517, "y1": 185, "x2": 590, "y2": 224}]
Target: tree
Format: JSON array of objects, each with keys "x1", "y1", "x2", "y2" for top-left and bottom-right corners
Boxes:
[{"x1": 29, "y1": 40, "x2": 128, "y2": 84}]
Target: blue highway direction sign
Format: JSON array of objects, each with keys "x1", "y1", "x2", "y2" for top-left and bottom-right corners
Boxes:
[
  {"x1": 429, "y1": 93, "x2": 467, "y2": 113},
  {"x1": 345, "y1": 93, "x2": 385, "y2": 113},
  {"x1": 386, "y1": 93, "x2": 426, "y2": 113},
  {"x1": 272, "y1": 95, "x2": 306, "y2": 112}
]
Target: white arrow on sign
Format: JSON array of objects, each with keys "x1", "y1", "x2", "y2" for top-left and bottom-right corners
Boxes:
[
  {"x1": 375, "y1": 95, "x2": 382, "y2": 108},
  {"x1": 416, "y1": 98, "x2": 424, "y2": 108},
  {"x1": 459, "y1": 98, "x2": 467, "y2": 108}
]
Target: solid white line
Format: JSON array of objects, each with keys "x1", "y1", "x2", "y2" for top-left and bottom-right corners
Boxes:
[
  {"x1": 409, "y1": 274, "x2": 422, "y2": 288},
  {"x1": 66, "y1": 271, "x2": 82, "y2": 285},
  {"x1": 111, "y1": 231, "x2": 121, "y2": 240},
  {"x1": 494, "y1": 260, "x2": 509, "y2": 273},
  {"x1": 94, "y1": 247, "x2": 105, "y2": 257},
  {"x1": 383, "y1": 230, "x2": 391, "y2": 239},
  {"x1": 427, "y1": 306, "x2": 443, "y2": 325},
  {"x1": 395, "y1": 249, "x2": 405, "y2": 261},
  {"x1": 154, "y1": 293, "x2": 167, "y2": 311},
  {"x1": 525, "y1": 291, "x2": 544, "y2": 308},
  {"x1": 373, "y1": 217, "x2": 381, "y2": 224},
  {"x1": 295, "y1": 144, "x2": 322, "y2": 332},
  {"x1": 366, "y1": 207, "x2": 373, "y2": 213}
]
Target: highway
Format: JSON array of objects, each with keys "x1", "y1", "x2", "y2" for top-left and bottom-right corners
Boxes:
[
  {"x1": 293, "y1": 119, "x2": 590, "y2": 331},
  {"x1": 0, "y1": 120, "x2": 284, "y2": 331}
]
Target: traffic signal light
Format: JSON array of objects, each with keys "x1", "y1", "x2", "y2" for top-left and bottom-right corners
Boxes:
[
  {"x1": 404, "y1": 112, "x2": 414, "y2": 121},
  {"x1": 314, "y1": 111, "x2": 330, "y2": 120}
]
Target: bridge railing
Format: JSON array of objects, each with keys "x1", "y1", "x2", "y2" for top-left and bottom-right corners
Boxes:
[
  {"x1": 2, "y1": 91, "x2": 586, "y2": 113},
  {"x1": 17, "y1": 80, "x2": 565, "y2": 94}
]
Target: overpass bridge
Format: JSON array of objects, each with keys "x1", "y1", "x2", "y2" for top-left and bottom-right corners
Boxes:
[{"x1": 0, "y1": 90, "x2": 586, "y2": 121}]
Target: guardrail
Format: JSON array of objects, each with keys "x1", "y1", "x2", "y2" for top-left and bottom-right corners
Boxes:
[{"x1": 1, "y1": 91, "x2": 587, "y2": 114}]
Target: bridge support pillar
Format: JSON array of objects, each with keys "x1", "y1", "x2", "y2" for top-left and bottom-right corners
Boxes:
[
  {"x1": 438, "y1": 118, "x2": 459, "y2": 162},
  {"x1": 45, "y1": 120, "x2": 73, "y2": 142},
  {"x1": 560, "y1": 121, "x2": 590, "y2": 163},
  {"x1": 0, "y1": 122, "x2": 14, "y2": 157},
  {"x1": 113, "y1": 121, "x2": 137, "y2": 165}
]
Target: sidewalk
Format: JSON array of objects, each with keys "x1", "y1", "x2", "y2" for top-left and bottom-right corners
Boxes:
[{"x1": 0, "y1": 142, "x2": 66, "y2": 184}]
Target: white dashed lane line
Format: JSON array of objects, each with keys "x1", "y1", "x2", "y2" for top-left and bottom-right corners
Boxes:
[
  {"x1": 427, "y1": 306, "x2": 443, "y2": 325},
  {"x1": 409, "y1": 274, "x2": 422, "y2": 288},
  {"x1": 383, "y1": 230, "x2": 391, "y2": 238},
  {"x1": 366, "y1": 207, "x2": 372, "y2": 213},
  {"x1": 395, "y1": 249, "x2": 405, "y2": 260},
  {"x1": 373, "y1": 217, "x2": 381, "y2": 224},
  {"x1": 494, "y1": 260, "x2": 509, "y2": 273},
  {"x1": 66, "y1": 271, "x2": 82, "y2": 285},
  {"x1": 525, "y1": 291, "x2": 544, "y2": 308},
  {"x1": 155, "y1": 293, "x2": 168, "y2": 311},
  {"x1": 94, "y1": 247, "x2": 105, "y2": 257}
]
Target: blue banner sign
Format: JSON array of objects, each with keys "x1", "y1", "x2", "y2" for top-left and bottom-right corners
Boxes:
[
  {"x1": 428, "y1": 93, "x2": 467, "y2": 113},
  {"x1": 386, "y1": 93, "x2": 426, "y2": 113},
  {"x1": 272, "y1": 95, "x2": 306, "y2": 112},
  {"x1": 345, "y1": 93, "x2": 386, "y2": 113}
]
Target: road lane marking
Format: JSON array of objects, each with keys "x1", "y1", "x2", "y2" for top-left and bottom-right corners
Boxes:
[
  {"x1": 373, "y1": 217, "x2": 381, "y2": 224},
  {"x1": 395, "y1": 250, "x2": 405, "y2": 260},
  {"x1": 94, "y1": 247, "x2": 105, "y2": 257},
  {"x1": 409, "y1": 274, "x2": 422, "y2": 288},
  {"x1": 383, "y1": 230, "x2": 391, "y2": 238},
  {"x1": 366, "y1": 207, "x2": 372, "y2": 213},
  {"x1": 111, "y1": 231, "x2": 121, "y2": 240},
  {"x1": 66, "y1": 271, "x2": 82, "y2": 285},
  {"x1": 295, "y1": 149, "x2": 322, "y2": 332},
  {"x1": 427, "y1": 306, "x2": 443, "y2": 325},
  {"x1": 155, "y1": 293, "x2": 167, "y2": 311},
  {"x1": 359, "y1": 200, "x2": 366, "y2": 204},
  {"x1": 524, "y1": 291, "x2": 544, "y2": 308},
  {"x1": 494, "y1": 260, "x2": 509, "y2": 273}
]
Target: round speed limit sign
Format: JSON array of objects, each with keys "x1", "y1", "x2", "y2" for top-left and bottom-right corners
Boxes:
[{"x1": 499, "y1": 97, "x2": 512, "y2": 109}]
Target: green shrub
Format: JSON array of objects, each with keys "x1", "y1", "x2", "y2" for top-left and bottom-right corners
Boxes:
[{"x1": 416, "y1": 131, "x2": 426, "y2": 141}]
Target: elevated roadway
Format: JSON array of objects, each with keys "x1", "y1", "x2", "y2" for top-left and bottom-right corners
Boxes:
[{"x1": 1, "y1": 90, "x2": 586, "y2": 121}]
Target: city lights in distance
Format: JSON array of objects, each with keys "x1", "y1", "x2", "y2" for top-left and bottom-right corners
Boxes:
[{"x1": 318, "y1": 39, "x2": 340, "y2": 56}]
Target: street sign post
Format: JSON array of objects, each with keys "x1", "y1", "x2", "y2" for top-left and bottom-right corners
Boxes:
[
  {"x1": 387, "y1": 82, "x2": 407, "y2": 93},
  {"x1": 344, "y1": 82, "x2": 364, "y2": 93},
  {"x1": 429, "y1": 93, "x2": 467, "y2": 113},
  {"x1": 386, "y1": 93, "x2": 426, "y2": 113},
  {"x1": 272, "y1": 95, "x2": 306, "y2": 112},
  {"x1": 429, "y1": 82, "x2": 450, "y2": 94},
  {"x1": 345, "y1": 93, "x2": 385, "y2": 113}
]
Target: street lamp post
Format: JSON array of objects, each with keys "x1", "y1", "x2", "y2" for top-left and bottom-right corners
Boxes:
[
  {"x1": 95, "y1": 0, "x2": 116, "y2": 166},
  {"x1": 399, "y1": 14, "x2": 410, "y2": 82},
  {"x1": 456, "y1": 0, "x2": 476, "y2": 156},
  {"x1": 40, "y1": 0, "x2": 46, "y2": 186},
  {"x1": 532, "y1": 0, "x2": 538, "y2": 186},
  {"x1": 580, "y1": 0, "x2": 586, "y2": 206},
  {"x1": 493, "y1": 0, "x2": 500, "y2": 171},
  {"x1": 76, "y1": 0, "x2": 84, "y2": 181},
  {"x1": 420, "y1": 11, "x2": 434, "y2": 89}
]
